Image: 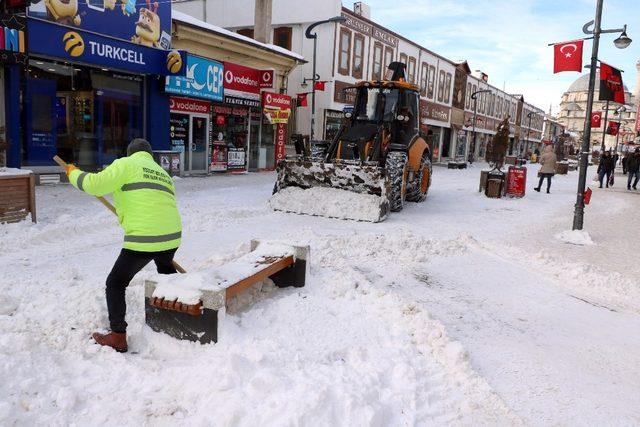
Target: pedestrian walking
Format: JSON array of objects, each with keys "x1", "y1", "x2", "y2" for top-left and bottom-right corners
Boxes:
[
  {"x1": 622, "y1": 152, "x2": 629, "y2": 174},
  {"x1": 627, "y1": 148, "x2": 640, "y2": 190},
  {"x1": 535, "y1": 145, "x2": 557, "y2": 194},
  {"x1": 597, "y1": 151, "x2": 615, "y2": 188},
  {"x1": 64, "y1": 139, "x2": 182, "y2": 352}
]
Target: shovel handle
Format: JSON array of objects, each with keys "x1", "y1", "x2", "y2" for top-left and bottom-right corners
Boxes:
[
  {"x1": 53, "y1": 156, "x2": 116, "y2": 214},
  {"x1": 53, "y1": 155, "x2": 187, "y2": 273}
]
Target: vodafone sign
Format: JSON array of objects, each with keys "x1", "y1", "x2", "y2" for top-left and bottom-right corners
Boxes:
[
  {"x1": 260, "y1": 69, "x2": 275, "y2": 88},
  {"x1": 223, "y1": 62, "x2": 261, "y2": 107},
  {"x1": 262, "y1": 91, "x2": 291, "y2": 109},
  {"x1": 169, "y1": 96, "x2": 211, "y2": 114}
]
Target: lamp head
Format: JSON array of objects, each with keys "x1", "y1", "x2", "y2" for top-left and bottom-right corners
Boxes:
[{"x1": 614, "y1": 25, "x2": 632, "y2": 49}]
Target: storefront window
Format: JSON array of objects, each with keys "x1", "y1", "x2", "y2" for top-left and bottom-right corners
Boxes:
[
  {"x1": 24, "y1": 59, "x2": 143, "y2": 169},
  {"x1": 352, "y1": 34, "x2": 365, "y2": 79},
  {"x1": 427, "y1": 66, "x2": 435, "y2": 100},
  {"x1": 420, "y1": 62, "x2": 428, "y2": 97},
  {"x1": 372, "y1": 42, "x2": 383, "y2": 80},
  {"x1": 211, "y1": 104, "x2": 248, "y2": 172},
  {"x1": 339, "y1": 29, "x2": 351, "y2": 75},
  {"x1": 457, "y1": 131, "x2": 468, "y2": 158},
  {"x1": 325, "y1": 110, "x2": 343, "y2": 141},
  {"x1": 384, "y1": 46, "x2": 394, "y2": 70},
  {"x1": 443, "y1": 72, "x2": 452, "y2": 103}
]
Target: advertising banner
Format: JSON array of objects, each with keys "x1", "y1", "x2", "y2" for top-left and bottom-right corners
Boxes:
[
  {"x1": 275, "y1": 123, "x2": 287, "y2": 164},
  {"x1": 28, "y1": 18, "x2": 186, "y2": 76},
  {"x1": 210, "y1": 143, "x2": 227, "y2": 172},
  {"x1": 0, "y1": 15, "x2": 27, "y2": 64},
  {"x1": 262, "y1": 91, "x2": 291, "y2": 124},
  {"x1": 227, "y1": 147, "x2": 246, "y2": 171},
  {"x1": 506, "y1": 166, "x2": 527, "y2": 198},
  {"x1": 28, "y1": 0, "x2": 172, "y2": 49},
  {"x1": 223, "y1": 62, "x2": 261, "y2": 107},
  {"x1": 166, "y1": 55, "x2": 224, "y2": 102}
]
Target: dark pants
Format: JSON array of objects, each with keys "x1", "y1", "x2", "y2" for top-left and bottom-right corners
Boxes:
[
  {"x1": 599, "y1": 169, "x2": 612, "y2": 187},
  {"x1": 106, "y1": 248, "x2": 178, "y2": 333},
  {"x1": 537, "y1": 173, "x2": 553, "y2": 192},
  {"x1": 628, "y1": 170, "x2": 640, "y2": 189}
]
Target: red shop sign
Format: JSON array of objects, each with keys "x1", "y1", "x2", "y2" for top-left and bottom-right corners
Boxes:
[
  {"x1": 275, "y1": 123, "x2": 287, "y2": 164},
  {"x1": 260, "y1": 69, "x2": 275, "y2": 88},
  {"x1": 223, "y1": 62, "x2": 261, "y2": 95},
  {"x1": 262, "y1": 91, "x2": 292, "y2": 110},
  {"x1": 169, "y1": 97, "x2": 210, "y2": 114},
  {"x1": 506, "y1": 166, "x2": 527, "y2": 198}
]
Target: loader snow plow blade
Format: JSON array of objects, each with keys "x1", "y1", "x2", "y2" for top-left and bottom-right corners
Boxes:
[{"x1": 270, "y1": 159, "x2": 391, "y2": 222}]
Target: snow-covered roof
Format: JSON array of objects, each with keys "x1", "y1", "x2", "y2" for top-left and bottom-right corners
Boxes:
[{"x1": 172, "y1": 11, "x2": 306, "y2": 63}]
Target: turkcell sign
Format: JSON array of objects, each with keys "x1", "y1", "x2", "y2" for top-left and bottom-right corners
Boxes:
[
  {"x1": 165, "y1": 55, "x2": 223, "y2": 102},
  {"x1": 27, "y1": 18, "x2": 186, "y2": 76}
]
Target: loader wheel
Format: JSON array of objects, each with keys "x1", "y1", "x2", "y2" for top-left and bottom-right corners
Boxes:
[
  {"x1": 406, "y1": 154, "x2": 432, "y2": 202},
  {"x1": 386, "y1": 151, "x2": 408, "y2": 212}
]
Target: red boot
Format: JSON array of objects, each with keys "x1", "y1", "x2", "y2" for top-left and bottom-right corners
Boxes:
[{"x1": 92, "y1": 331, "x2": 128, "y2": 353}]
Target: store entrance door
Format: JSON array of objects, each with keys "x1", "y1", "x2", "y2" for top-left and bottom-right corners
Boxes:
[
  {"x1": 185, "y1": 114, "x2": 209, "y2": 174},
  {"x1": 96, "y1": 90, "x2": 142, "y2": 167}
]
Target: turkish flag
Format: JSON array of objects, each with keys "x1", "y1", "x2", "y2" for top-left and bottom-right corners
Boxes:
[
  {"x1": 297, "y1": 93, "x2": 308, "y2": 107},
  {"x1": 553, "y1": 40, "x2": 583, "y2": 73},
  {"x1": 606, "y1": 121, "x2": 620, "y2": 136},
  {"x1": 591, "y1": 111, "x2": 602, "y2": 128},
  {"x1": 599, "y1": 62, "x2": 625, "y2": 104},
  {"x1": 314, "y1": 81, "x2": 326, "y2": 91}
]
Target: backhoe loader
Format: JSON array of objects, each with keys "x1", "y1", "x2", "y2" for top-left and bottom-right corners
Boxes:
[{"x1": 272, "y1": 62, "x2": 432, "y2": 222}]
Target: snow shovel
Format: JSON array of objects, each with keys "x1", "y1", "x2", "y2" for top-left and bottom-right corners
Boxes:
[{"x1": 52, "y1": 155, "x2": 187, "y2": 273}]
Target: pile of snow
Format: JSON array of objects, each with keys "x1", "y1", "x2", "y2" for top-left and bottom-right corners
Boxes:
[
  {"x1": 0, "y1": 167, "x2": 32, "y2": 176},
  {"x1": 555, "y1": 229, "x2": 595, "y2": 246},
  {"x1": 269, "y1": 186, "x2": 385, "y2": 222}
]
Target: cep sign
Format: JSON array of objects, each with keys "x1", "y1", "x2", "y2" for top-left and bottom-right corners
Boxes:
[{"x1": 166, "y1": 54, "x2": 224, "y2": 102}]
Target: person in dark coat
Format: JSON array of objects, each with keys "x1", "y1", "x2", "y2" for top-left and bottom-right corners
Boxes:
[
  {"x1": 622, "y1": 152, "x2": 630, "y2": 174},
  {"x1": 597, "y1": 151, "x2": 615, "y2": 188},
  {"x1": 627, "y1": 148, "x2": 640, "y2": 190}
]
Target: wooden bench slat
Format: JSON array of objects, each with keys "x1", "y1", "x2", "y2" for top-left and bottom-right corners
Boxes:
[{"x1": 225, "y1": 255, "x2": 295, "y2": 300}]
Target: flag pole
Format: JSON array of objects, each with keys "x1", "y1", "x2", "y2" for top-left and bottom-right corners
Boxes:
[
  {"x1": 573, "y1": 0, "x2": 603, "y2": 231},
  {"x1": 600, "y1": 100, "x2": 610, "y2": 152}
]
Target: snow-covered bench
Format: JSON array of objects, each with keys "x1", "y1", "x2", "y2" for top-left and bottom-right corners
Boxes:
[{"x1": 144, "y1": 240, "x2": 309, "y2": 344}]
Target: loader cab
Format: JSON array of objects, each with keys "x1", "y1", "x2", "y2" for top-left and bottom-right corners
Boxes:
[{"x1": 349, "y1": 84, "x2": 420, "y2": 146}]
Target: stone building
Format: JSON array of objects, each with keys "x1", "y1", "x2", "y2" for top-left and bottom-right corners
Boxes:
[
  {"x1": 175, "y1": 0, "x2": 546, "y2": 163},
  {"x1": 557, "y1": 62, "x2": 638, "y2": 151}
]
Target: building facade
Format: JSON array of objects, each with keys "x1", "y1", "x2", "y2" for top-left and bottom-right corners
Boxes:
[
  {"x1": 168, "y1": 12, "x2": 302, "y2": 174},
  {"x1": 1, "y1": 3, "x2": 302, "y2": 176},
  {"x1": 7, "y1": 0, "x2": 187, "y2": 175}
]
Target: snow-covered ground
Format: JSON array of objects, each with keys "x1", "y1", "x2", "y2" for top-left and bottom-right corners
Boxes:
[{"x1": 1, "y1": 162, "x2": 640, "y2": 425}]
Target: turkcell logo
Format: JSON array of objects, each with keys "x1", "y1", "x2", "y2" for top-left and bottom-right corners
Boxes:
[{"x1": 165, "y1": 55, "x2": 224, "y2": 102}]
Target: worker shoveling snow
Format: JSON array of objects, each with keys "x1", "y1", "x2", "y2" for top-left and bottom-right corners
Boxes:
[{"x1": 269, "y1": 186, "x2": 388, "y2": 222}]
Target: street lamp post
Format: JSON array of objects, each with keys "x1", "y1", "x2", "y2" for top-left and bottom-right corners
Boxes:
[
  {"x1": 305, "y1": 16, "x2": 346, "y2": 142},
  {"x1": 572, "y1": 1, "x2": 630, "y2": 230},
  {"x1": 526, "y1": 111, "x2": 533, "y2": 159},
  {"x1": 469, "y1": 89, "x2": 491, "y2": 163}
]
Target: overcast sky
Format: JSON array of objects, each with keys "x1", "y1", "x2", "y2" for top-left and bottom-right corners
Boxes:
[{"x1": 357, "y1": 0, "x2": 640, "y2": 113}]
